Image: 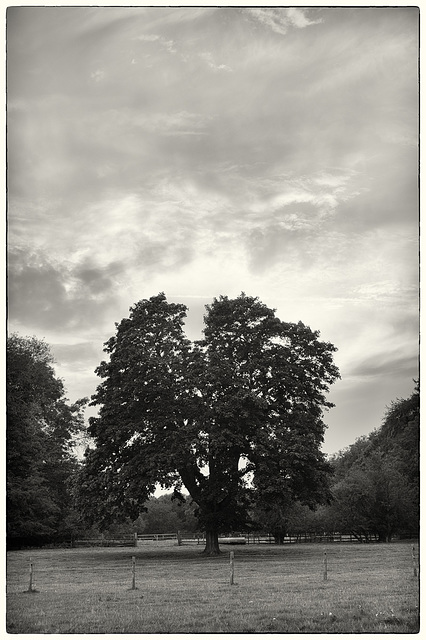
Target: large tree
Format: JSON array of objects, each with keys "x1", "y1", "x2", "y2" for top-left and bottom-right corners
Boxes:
[
  {"x1": 7, "y1": 334, "x2": 87, "y2": 546},
  {"x1": 81, "y1": 293, "x2": 339, "y2": 554}
]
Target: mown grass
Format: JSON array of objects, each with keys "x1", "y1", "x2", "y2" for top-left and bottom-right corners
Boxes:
[{"x1": 6, "y1": 541, "x2": 419, "y2": 633}]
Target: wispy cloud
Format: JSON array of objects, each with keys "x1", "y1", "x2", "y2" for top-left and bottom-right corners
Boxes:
[
  {"x1": 90, "y1": 69, "x2": 106, "y2": 83},
  {"x1": 135, "y1": 33, "x2": 177, "y2": 54},
  {"x1": 199, "y1": 51, "x2": 232, "y2": 73},
  {"x1": 247, "y1": 8, "x2": 322, "y2": 35}
]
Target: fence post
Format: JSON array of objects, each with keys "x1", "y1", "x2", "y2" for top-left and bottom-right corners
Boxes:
[
  {"x1": 412, "y1": 545, "x2": 418, "y2": 577},
  {"x1": 230, "y1": 551, "x2": 235, "y2": 585},
  {"x1": 323, "y1": 551, "x2": 328, "y2": 581},
  {"x1": 27, "y1": 558, "x2": 36, "y2": 593},
  {"x1": 131, "y1": 556, "x2": 137, "y2": 590},
  {"x1": 134, "y1": 532, "x2": 138, "y2": 548},
  {"x1": 177, "y1": 530, "x2": 182, "y2": 546}
]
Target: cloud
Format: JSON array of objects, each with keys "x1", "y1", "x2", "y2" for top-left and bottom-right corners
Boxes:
[
  {"x1": 348, "y1": 351, "x2": 418, "y2": 380},
  {"x1": 142, "y1": 110, "x2": 213, "y2": 135},
  {"x1": 286, "y1": 8, "x2": 322, "y2": 29},
  {"x1": 8, "y1": 248, "x2": 126, "y2": 331},
  {"x1": 136, "y1": 34, "x2": 160, "y2": 42},
  {"x1": 135, "y1": 33, "x2": 177, "y2": 55},
  {"x1": 247, "y1": 8, "x2": 322, "y2": 35},
  {"x1": 199, "y1": 51, "x2": 232, "y2": 73},
  {"x1": 90, "y1": 69, "x2": 106, "y2": 83},
  {"x1": 71, "y1": 259, "x2": 124, "y2": 296},
  {"x1": 9, "y1": 249, "x2": 69, "y2": 328}
]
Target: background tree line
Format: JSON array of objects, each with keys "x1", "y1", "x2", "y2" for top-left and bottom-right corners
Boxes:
[
  {"x1": 6, "y1": 298, "x2": 419, "y2": 549},
  {"x1": 7, "y1": 334, "x2": 87, "y2": 548}
]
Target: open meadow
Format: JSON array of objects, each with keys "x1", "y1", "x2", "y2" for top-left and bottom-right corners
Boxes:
[{"x1": 6, "y1": 541, "x2": 419, "y2": 634}]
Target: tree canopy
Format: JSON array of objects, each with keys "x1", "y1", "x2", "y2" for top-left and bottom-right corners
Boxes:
[
  {"x1": 7, "y1": 334, "x2": 87, "y2": 546},
  {"x1": 326, "y1": 383, "x2": 419, "y2": 542},
  {"x1": 80, "y1": 293, "x2": 340, "y2": 553}
]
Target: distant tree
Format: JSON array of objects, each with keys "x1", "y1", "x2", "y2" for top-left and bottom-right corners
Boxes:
[
  {"x1": 79, "y1": 293, "x2": 339, "y2": 554},
  {"x1": 329, "y1": 452, "x2": 416, "y2": 542},
  {"x1": 328, "y1": 435, "x2": 372, "y2": 481},
  {"x1": 7, "y1": 334, "x2": 87, "y2": 545},
  {"x1": 252, "y1": 493, "x2": 336, "y2": 543},
  {"x1": 325, "y1": 383, "x2": 419, "y2": 541},
  {"x1": 135, "y1": 494, "x2": 198, "y2": 534},
  {"x1": 367, "y1": 454, "x2": 417, "y2": 542},
  {"x1": 252, "y1": 498, "x2": 323, "y2": 543},
  {"x1": 372, "y1": 383, "x2": 419, "y2": 496},
  {"x1": 251, "y1": 496, "x2": 294, "y2": 544}
]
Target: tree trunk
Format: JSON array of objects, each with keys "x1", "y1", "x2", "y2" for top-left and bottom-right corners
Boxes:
[{"x1": 202, "y1": 529, "x2": 221, "y2": 555}]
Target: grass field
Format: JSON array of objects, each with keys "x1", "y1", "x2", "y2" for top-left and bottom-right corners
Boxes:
[{"x1": 6, "y1": 541, "x2": 419, "y2": 633}]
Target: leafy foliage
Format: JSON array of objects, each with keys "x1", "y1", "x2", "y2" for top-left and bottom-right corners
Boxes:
[
  {"x1": 325, "y1": 383, "x2": 419, "y2": 541},
  {"x1": 135, "y1": 493, "x2": 198, "y2": 534},
  {"x1": 79, "y1": 293, "x2": 339, "y2": 552},
  {"x1": 7, "y1": 334, "x2": 87, "y2": 544}
]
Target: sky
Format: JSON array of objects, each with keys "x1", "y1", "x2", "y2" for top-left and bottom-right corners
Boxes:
[{"x1": 7, "y1": 5, "x2": 419, "y2": 456}]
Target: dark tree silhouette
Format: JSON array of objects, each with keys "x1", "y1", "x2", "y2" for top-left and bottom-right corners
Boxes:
[
  {"x1": 7, "y1": 334, "x2": 86, "y2": 546},
  {"x1": 80, "y1": 293, "x2": 339, "y2": 554}
]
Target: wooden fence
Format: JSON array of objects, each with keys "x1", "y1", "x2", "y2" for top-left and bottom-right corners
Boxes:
[
  {"x1": 72, "y1": 532, "x2": 205, "y2": 547},
  {"x1": 72, "y1": 531, "x2": 389, "y2": 548},
  {"x1": 246, "y1": 533, "x2": 380, "y2": 544}
]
